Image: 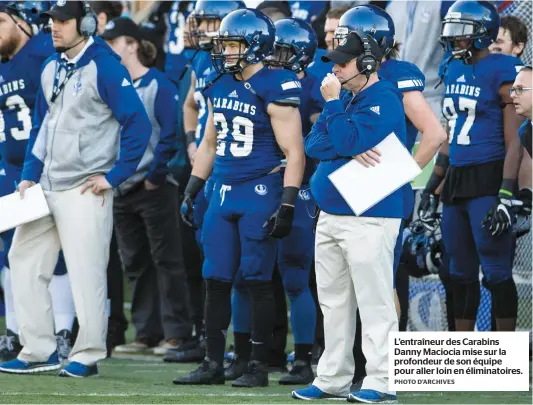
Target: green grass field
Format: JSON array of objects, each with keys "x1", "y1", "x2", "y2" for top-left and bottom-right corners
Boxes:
[{"x1": 0, "y1": 356, "x2": 531, "y2": 404}]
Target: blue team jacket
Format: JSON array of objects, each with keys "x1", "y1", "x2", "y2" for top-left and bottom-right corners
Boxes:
[{"x1": 306, "y1": 80, "x2": 407, "y2": 218}]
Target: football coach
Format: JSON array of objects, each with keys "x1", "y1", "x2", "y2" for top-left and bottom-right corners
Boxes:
[
  {"x1": 0, "y1": 1, "x2": 151, "y2": 378},
  {"x1": 291, "y1": 32, "x2": 407, "y2": 402}
]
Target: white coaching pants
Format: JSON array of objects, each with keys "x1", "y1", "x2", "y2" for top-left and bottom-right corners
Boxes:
[
  {"x1": 313, "y1": 212, "x2": 400, "y2": 396},
  {"x1": 9, "y1": 185, "x2": 113, "y2": 365}
]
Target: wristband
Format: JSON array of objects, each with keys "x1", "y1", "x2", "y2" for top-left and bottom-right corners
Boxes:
[
  {"x1": 185, "y1": 130, "x2": 196, "y2": 146},
  {"x1": 281, "y1": 186, "x2": 299, "y2": 206},
  {"x1": 435, "y1": 152, "x2": 449, "y2": 170},
  {"x1": 499, "y1": 178, "x2": 516, "y2": 197},
  {"x1": 424, "y1": 172, "x2": 444, "y2": 194},
  {"x1": 184, "y1": 175, "x2": 206, "y2": 199}
]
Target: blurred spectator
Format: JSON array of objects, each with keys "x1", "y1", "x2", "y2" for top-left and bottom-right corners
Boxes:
[
  {"x1": 489, "y1": 15, "x2": 528, "y2": 59},
  {"x1": 90, "y1": 1, "x2": 123, "y2": 34},
  {"x1": 496, "y1": 0, "x2": 532, "y2": 65},
  {"x1": 257, "y1": 0, "x2": 292, "y2": 21},
  {"x1": 324, "y1": 6, "x2": 349, "y2": 51},
  {"x1": 289, "y1": 1, "x2": 328, "y2": 23},
  {"x1": 386, "y1": 0, "x2": 454, "y2": 119}
]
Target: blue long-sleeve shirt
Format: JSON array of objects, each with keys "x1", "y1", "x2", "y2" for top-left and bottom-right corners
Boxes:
[{"x1": 306, "y1": 80, "x2": 408, "y2": 217}]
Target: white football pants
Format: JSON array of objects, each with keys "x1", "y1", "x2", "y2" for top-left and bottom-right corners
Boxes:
[
  {"x1": 9, "y1": 185, "x2": 113, "y2": 365},
  {"x1": 312, "y1": 212, "x2": 400, "y2": 396}
]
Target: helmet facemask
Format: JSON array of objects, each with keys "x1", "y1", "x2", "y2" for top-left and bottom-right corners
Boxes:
[
  {"x1": 441, "y1": 17, "x2": 490, "y2": 61},
  {"x1": 265, "y1": 42, "x2": 299, "y2": 72},
  {"x1": 190, "y1": 15, "x2": 221, "y2": 51},
  {"x1": 212, "y1": 36, "x2": 251, "y2": 74}
]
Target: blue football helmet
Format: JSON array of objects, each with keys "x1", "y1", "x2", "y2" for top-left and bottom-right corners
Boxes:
[
  {"x1": 265, "y1": 18, "x2": 317, "y2": 73},
  {"x1": 190, "y1": 1, "x2": 245, "y2": 50},
  {"x1": 401, "y1": 217, "x2": 444, "y2": 278},
  {"x1": 334, "y1": 4, "x2": 395, "y2": 58},
  {"x1": 211, "y1": 8, "x2": 275, "y2": 74},
  {"x1": 441, "y1": 1, "x2": 499, "y2": 60},
  {"x1": 0, "y1": 1, "x2": 51, "y2": 34}
]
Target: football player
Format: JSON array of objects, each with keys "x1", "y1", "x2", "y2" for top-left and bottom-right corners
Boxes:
[
  {"x1": 166, "y1": 0, "x2": 245, "y2": 364},
  {"x1": 0, "y1": 1, "x2": 75, "y2": 364},
  {"x1": 420, "y1": 0, "x2": 524, "y2": 332},
  {"x1": 332, "y1": 4, "x2": 447, "y2": 392},
  {"x1": 174, "y1": 8, "x2": 305, "y2": 387},
  {"x1": 226, "y1": 17, "x2": 322, "y2": 386}
]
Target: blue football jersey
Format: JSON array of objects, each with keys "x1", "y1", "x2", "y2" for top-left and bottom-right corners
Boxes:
[
  {"x1": 164, "y1": 1, "x2": 196, "y2": 79},
  {"x1": 380, "y1": 59, "x2": 425, "y2": 152},
  {"x1": 0, "y1": 32, "x2": 54, "y2": 169},
  {"x1": 289, "y1": 1, "x2": 328, "y2": 23},
  {"x1": 205, "y1": 67, "x2": 302, "y2": 183},
  {"x1": 192, "y1": 50, "x2": 214, "y2": 145},
  {"x1": 440, "y1": 53, "x2": 523, "y2": 166},
  {"x1": 307, "y1": 48, "x2": 332, "y2": 82}
]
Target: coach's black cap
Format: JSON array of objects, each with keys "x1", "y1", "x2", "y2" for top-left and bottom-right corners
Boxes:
[
  {"x1": 321, "y1": 32, "x2": 364, "y2": 64},
  {"x1": 42, "y1": 0, "x2": 85, "y2": 21},
  {"x1": 101, "y1": 17, "x2": 143, "y2": 42}
]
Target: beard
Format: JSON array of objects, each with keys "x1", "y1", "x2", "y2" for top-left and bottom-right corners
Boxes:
[{"x1": 0, "y1": 34, "x2": 20, "y2": 62}]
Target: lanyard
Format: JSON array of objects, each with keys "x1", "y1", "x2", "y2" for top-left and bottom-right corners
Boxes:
[{"x1": 51, "y1": 61, "x2": 76, "y2": 104}]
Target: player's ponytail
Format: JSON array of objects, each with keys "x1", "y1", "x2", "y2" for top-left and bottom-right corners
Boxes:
[{"x1": 137, "y1": 39, "x2": 157, "y2": 67}]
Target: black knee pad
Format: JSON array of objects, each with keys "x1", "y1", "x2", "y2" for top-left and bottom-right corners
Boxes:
[
  {"x1": 490, "y1": 278, "x2": 518, "y2": 319},
  {"x1": 452, "y1": 279, "x2": 480, "y2": 320}
]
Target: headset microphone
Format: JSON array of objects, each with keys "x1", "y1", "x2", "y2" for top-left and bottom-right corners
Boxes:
[{"x1": 340, "y1": 70, "x2": 364, "y2": 85}]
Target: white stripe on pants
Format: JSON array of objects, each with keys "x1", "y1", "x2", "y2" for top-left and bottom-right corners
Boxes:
[
  {"x1": 9, "y1": 185, "x2": 113, "y2": 365},
  {"x1": 312, "y1": 212, "x2": 400, "y2": 396}
]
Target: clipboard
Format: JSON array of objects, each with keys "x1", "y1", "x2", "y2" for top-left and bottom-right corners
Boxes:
[{"x1": 0, "y1": 184, "x2": 51, "y2": 233}]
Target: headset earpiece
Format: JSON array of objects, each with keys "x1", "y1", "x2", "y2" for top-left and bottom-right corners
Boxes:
[
  {"x1": 354, "y1": 32, "x2": 378, "y2": 76},
  {"x1": 78, "y1": 1, "x2": 97, "y2": 37}
]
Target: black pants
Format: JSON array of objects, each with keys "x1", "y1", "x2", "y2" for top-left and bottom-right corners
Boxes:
[
  {"x1": 114, "y1": 182, "x2": 192, "y2": 341},
  {"x1": 178, "y1": 195, "x2": 205, "y2": 336},
  {"x1": 107, "y1": 231, "x2": 128, "y2": 331},
  {"x1": 269, "y1": 265, "x2": 288, "y2": 367}
]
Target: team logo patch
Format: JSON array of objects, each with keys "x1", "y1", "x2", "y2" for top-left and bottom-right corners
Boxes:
[
  {"x1": 57, "y1": 0, "x2": 67, "y2": 6},
  {"x1": 105, "y1": 21, "x2": 115, "y2": 30},
  {"x1": 255, "y1": 184, "x2": 268, "y2": 196},
  {"x1": 73, "y1": 80, "x2": 82, "y2": 97},
  {"x1": 299, "y1": 190, "x2": 310, "y2": 201},
  {"x1": 340, "y1": 37, "x2": 348, "y2": 46}
]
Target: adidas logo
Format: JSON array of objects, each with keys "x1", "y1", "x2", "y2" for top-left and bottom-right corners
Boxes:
[
  {"x1": 370, "y1": 106, "x2": 380, "y2": 115},
  {"x1": 456, "y1": 75, "x2": 466, "y2": 83},
  {"x1": 228, "y1": 90, "x2": 238, "y2": 98},
  {"x1": 121, "y1": 78, "x2": 131, "y2": 87}
]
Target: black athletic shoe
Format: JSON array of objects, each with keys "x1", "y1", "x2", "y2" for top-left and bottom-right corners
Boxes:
[
  {"x1": 232, "y1": 360, "x2": 269, "y2": 388},
  {"x1": 172, "y1": 359, "x2": 225, "y2": 385},
  {"x1": 224, "y1": 355, "x2": 248, "y2": 380},
  {"x1": 0, "y1": 330, "x2": 22, "y2": 362},
  {"x1": 164, "y1": 338, "x2": 206, "y2": 363},
  {"x1": 279, "y1": 360, "x2": 314, "y2": 385}
]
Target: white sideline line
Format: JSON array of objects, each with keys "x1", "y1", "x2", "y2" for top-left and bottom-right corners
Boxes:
[{"x1": 0, "y1": 392, "x2": 289, "y2": 398}]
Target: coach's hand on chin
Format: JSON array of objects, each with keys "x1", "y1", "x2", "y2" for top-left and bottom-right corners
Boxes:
[{"x1": 320, "y1": 73, "x2": 341, "y2": 102}]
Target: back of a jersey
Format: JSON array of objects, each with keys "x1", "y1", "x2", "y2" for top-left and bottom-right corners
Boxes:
[
  {"x1": 441, "y1": 53, "x2": 523, "y2": 167},
  {"x1": 0, "y1": 32, "x2": 55, "y2": 168}
]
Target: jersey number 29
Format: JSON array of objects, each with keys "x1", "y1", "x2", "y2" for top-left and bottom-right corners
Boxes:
[
  {"x1": 442, "y1": 96, "x2": 477, "y2": 146},
  {"x1": 0, "y1": 95, "x2": 32, "y2": 142},
  {"x1": 214, "y1": 113, "x2": 254, "y2": 157}
]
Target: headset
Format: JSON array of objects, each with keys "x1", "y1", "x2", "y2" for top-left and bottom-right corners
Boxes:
[
  {"x1": 354, "y1": 31, "x2": 379, "y2": 76},
  {"x1": 78, "y1": 1, "x2": 97, "y2": 37}
]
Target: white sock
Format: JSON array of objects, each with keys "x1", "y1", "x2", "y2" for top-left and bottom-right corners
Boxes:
[
  {"x1": 2, "y1": 267, "x2": 19, "y2": 335},
  {"x1": 49, "y1": 273, "x2": 76, "y2": 334}
]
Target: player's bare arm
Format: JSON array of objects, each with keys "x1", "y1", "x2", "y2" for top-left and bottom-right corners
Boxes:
[
  {"x1": 404, "y1": 91, "x2": 447, "y2": 168},
  {"x1": 269, "y1": 103, "x2": 305, "y2": 194},
  {"x1": 191, "y1": 100, "x2": 217, "y2": 180},
  {"x1": 184, "y1": 71, "x2": 199, "y2": 162},
  {"x1": 500, "y1": 82, "x2": 525, "y2": 181}
]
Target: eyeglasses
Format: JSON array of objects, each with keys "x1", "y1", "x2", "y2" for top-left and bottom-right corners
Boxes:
[{"x1": 510, "y1": 87, "x2": 533, "y2": 96}]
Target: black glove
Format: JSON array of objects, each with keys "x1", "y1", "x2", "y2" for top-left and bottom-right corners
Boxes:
[
  {"x1": 418, "y1": 191, "x2": 439, "y2": 224},
  {"x1": 517, "y1": 188, "x2": 532, "y2": 216},
  {"x1": 482, "y1": 192, "x2": 523, "y2": 237},
  {"x1": 264, "y1": 204, "x2": 295, "y2": 238},
  {"x1": 180, "y1": 175, "x2": 206, "y2": 228}
]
